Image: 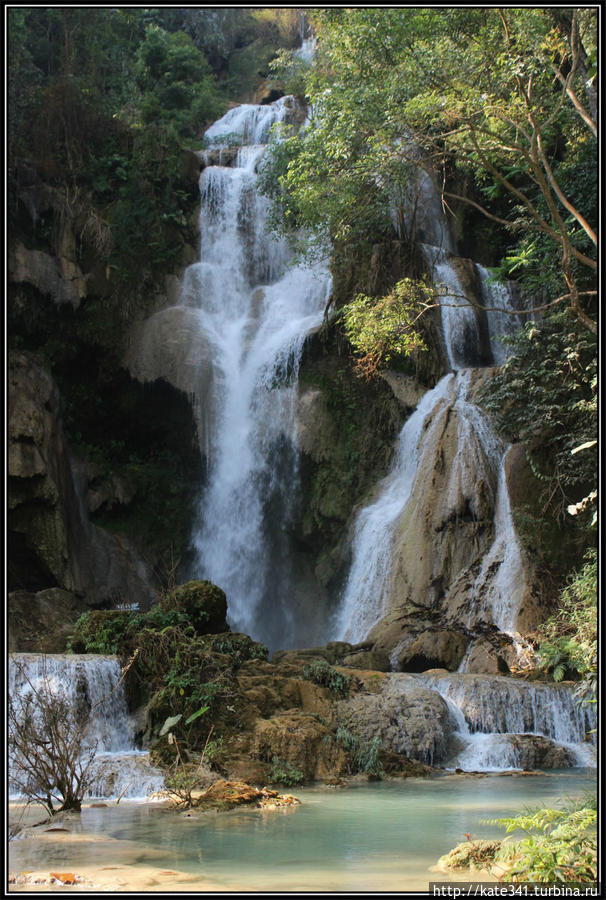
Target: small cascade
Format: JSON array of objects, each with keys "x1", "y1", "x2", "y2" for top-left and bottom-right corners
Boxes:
[
  {"x1": 424, "y1": 244, "x2": 483, "y2": 369},
  {"x1": 333, "y1": 370, "x2": 528, "y2": 643},
  {"x1": 9, "y1": 654, "x2": 164, "y2": 801},
  {"x1": 477, "y1": 264, "x2": 522, "y2": 365},
  {"x1": 332, "y1": 375, "x2": 455, "y2": 642},
  {"x1": 203, "y1": 95, "x2": 297, "y2": 147},
  {"x1": 419, "y1": 673, "x2": 596, "y2": 771},
  {"x1": 188, "y1": 97, "x2": 332, "y2": 649}
]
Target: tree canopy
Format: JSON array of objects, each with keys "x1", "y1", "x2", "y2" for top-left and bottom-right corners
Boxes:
[{"x1": 263, "y1": 7, "x2": 597, "y2": 333}]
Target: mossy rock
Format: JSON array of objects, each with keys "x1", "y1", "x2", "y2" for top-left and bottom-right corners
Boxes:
[
  {"x1": 437, "y1": 839, "x2": 502, "y2": 871},
  {"x1": 208, "y1": 633, "x2": 268, "y2": 667},
  {"x1": 162, "y1": 580, "x2": 228, "y2": 635},
  {"x1": 68, "y1": 609, "x2": 133, "y2": 654}
]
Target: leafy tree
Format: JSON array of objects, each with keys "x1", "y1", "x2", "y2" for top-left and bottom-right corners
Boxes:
[
  {"x1": 485, "y1": 797, "x2": 597, "y2": 883},
  {"x1": 136, "y1": 24, "x2": 224, "y2": 139},
  {"x1": 263, "y1": 8, "x2": 596, "y2": 332},
  {"x1": 479, "y1": 311, "x2": 596, "y2": 522},
  {"x1": 342, "y1": 278, "x2": 432, "y2": 378},
  {"x1": 534, "y1": 549, "x2": 597, "y2": 696}
]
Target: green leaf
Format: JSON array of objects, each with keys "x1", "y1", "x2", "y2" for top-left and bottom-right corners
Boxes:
[{"x1": 184, "y1": 706, "x2": 209, "y2": 725}]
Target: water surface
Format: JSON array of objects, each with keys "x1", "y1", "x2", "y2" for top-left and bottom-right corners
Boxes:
[{"x1": 10, "y1": 772, "x2": 594, "y2": 892}]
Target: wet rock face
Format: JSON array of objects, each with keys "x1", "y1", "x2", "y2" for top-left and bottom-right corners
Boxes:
[
  {"x1": 506, "y1": 735, "x2": 575, "y2": 770},
  {"x1": 336, "y1": 673, "x2": 454, "y2": 765},
  {"x1": 294, "y1": 344, "x2": 404, "y2": 591},
  {"x1": 8, "y1": 588, "x2": 89, "y2": 653},
  {"x1": 124, "y1": 305, "x2": 214, "y2": 452},
  {"x1": 8, "y1": 352, "x2": 155, "y2": 621}
]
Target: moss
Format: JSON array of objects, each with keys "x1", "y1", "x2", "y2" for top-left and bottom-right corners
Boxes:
[
  {"x1": 302, "y1": 659, "x2": 351, "y2": 696},
  {"x1": 438, "y1": 839, "x2": 502, "y2": 871},
  {"x1": 162, "y1": 580, "x2": 229, "y2": 635}
]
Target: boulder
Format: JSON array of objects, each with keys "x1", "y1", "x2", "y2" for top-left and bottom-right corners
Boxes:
[
  {"x1": 195, "y1": 779, "x2": 300, "y2": 810},
  {"x1": 392, "y1": 629, "x2": 470, "y2": 672},
  {"x1": 162, "y1": 580, "x2": 229, "y2": 634},
  {"x1": 8, "y1": 588, "x2": 89, "y2": 653},
  {"x1": 508, "y1": 734, "x2": 576, "y2": 770},
  {"x1": 336, "y1": 673, "x2": 453, "y2": 765},
  {"x1": 249, "y1": 712, "x2": 346, "y2": 782}
]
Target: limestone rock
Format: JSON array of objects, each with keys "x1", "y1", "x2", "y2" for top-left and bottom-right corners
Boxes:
[
  {"x1": 379, "y1": 371, "x2": 428, "y2": 410},
  {"x1": 295, "y1": 387, "x2": 338, "y2": 463},
  {"x1": 506, "y1": 734, "x2": 576, "y2": 770},
  {"x1": 163, "y1": 580, "x2": 229, "y2": 634},
  {"x1": 340, "y1": 648, "x2": 391, "y2": 672},
  {"x1": 250, "y1": 712, "x2": 346, "y2": 781},
  {"x1": 124, "y1": 305, "x2": 214, "y2": 450},
  {"x1": 8, "y1": 352, "x2": 156, "y2": 615},
  {"x1": 8, "y1": 588, "x2": 89, "y2": 653},
  {"x1": 9, "y1": 242, "x2": 85, "y2": 308},
  {"x1": 195, "y1": 779, "x2": 300, "y2": 810},
  {"x1": 462, "y1": 639, "x2": 511, "y2": 675},
  {"x1": 392, "y1": 629, "x2": 470, "y2": 672},
  {"x1": 336, "y1": 673, "x2": 453, "y2": 765}
]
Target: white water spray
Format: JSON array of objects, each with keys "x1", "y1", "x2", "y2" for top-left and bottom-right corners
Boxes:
[
  {"x1": 9, "y1": 654, "x2": 164, "y2": 801},
  {"x1": 188, "y1": 98, "x2": 331, "y2": 648}
]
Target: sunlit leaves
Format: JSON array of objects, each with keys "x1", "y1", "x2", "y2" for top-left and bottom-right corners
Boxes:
[{"x1": 342, "y1": 279, "x2": 432, "y2": 378}]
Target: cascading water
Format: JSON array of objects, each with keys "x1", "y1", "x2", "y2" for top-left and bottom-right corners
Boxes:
[
  {"x1": 9, "y1": 654, "x2": 164, "y2": 800},
  {"x1": 333, "y1": 228, "x2": 527, "y2": 647},
  {"x1": 326, "y1": 167, "x2": 590, "y2": 771},
  {"x1": 332, "y1": 375, "x2": 455, "y2": 643},
  {"x1": 187, "y1": 98, "x2": 331, "y2": 650},
  {"x1": 332, "y1": 370, "x2": 524, "y2": 644},
  {"x1": 419, "y1": 672, "x2": 596, "y2": 771}
]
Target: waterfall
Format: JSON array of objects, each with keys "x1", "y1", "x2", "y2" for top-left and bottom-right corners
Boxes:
[
  {"x1": 332, "y1": 375, "x2": 456, "y2": 642},
  {"x1": 188, "y1": 98, "x2": 331, "y2": 649},
  {"x1": 333, "y1": 370, "x2": 525, "y2": 643},
  {"x1": 333, "y1": 202, "x2": 529, "y2": 648},
  {"x1": 9, "y1": 654, "x2": 164, "y2": 801},
  {"x1": 419, "y1": 673, "x2": 596, "y2": 771},
  {"x1": 477, "y1": 263, "x2": 521, "y2": 365}
]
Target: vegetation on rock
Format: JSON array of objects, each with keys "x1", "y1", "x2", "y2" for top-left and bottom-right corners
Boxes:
[
  {"x1": 484, "y1": 796, "x2": 597, "y2": 883},
  {"x1": 302, "y1": 660, "x2": 351, "y2": 697}
]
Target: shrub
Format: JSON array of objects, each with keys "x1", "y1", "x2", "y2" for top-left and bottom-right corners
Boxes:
[
  {"x1": 302, "y1": 660, "x2": 351, "y2": 696},
  {"x1": 209, "y1": 633, "x2": 269, "y2": 667},
  {"x1": 9, "y1": 657, "x2": 99, "y2": 815},
  {"x1": 534, "y1": 549, "x2": 597, "y2": 698},
  {"x1": 335, "y1": 727, "x2": 384, "y2": 778},
  {"x1": 269, "y1": 757, "x2": 304, "y2": 787},
  {"x1": 484, "y1": 798, "x2": 597, "y2": 883}
]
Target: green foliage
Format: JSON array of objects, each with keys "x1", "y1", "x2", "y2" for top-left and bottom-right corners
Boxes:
[
  {"x1": 342, "y1": 279, "x2": 431, "y2": 378},
  {"x1": 67, "y1": 606, "x2": 189, "y2": 655},
  {"x1": 209, "y1": 634, "x2": 269, "y2": 667},
  {"x1": 479, "y1": 311, "x2": 597, "y2": 527},
  {"x1": 534, "y1": 549, "x2": 597, "y2": 695},
  {"x1": 268, "y1": 48, "x2": 312, "y2": 100},
  {"x1": 136, "y1": 25, "x2": 223, "y2": 139},
  {"x1": 260, "y1": 8, "x2": 596, "y2": 330},
  {"x1": 160, "y1": 580, "x2": 228, "y2": 635},
  {"x1": 335, "y1": 727, "x2": 384, "y2": 778},
  {"x1": 302, "y1": 660, "x2": 351, "y2": 696},
  {"x1": 269, "y1": 756, "x2": 305, "y2": 787},
  {"x1": 164, "y1": 765, "x2": 208, "y2": 808},
  {"x1": 484, "y1": 797, "x2": 597, "y2": 883}
]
